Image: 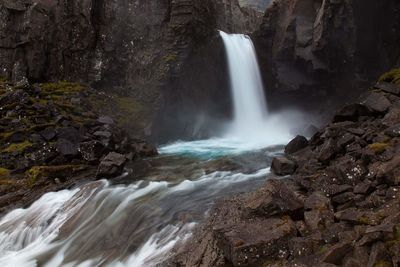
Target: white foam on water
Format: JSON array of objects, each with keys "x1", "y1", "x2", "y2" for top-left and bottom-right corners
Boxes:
[{"x1": 0, "y1": 165, "x2": 269, "y2": 266}]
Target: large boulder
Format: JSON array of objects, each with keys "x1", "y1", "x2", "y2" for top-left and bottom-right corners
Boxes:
[
  {"x1": 333, "y1": 104, "x2": 370, "y2": 123},
  {"x1": 244, "y1": 179, "x2": 303, "y2": 218},
  {"x1": 363, "y1": 92, "x2": 391, "y2": 113},
  {"x1": 215, "y1": 217, "x2": 297, "y2": 267},
  {"x1": 375, "y1": 81, "x2": 400, "y2": 96},
  {"x1": 96, "y1": 152, "x2": 127, "y2": 178},
  {"x1": 271, "y1": 157, "x2": 297, "y2": 175},
  {"x1": 285, "y1": 135, "x2": 309, "y2": 154},
  {"x1": 318, "y1": 138, "x2": 339, "y2": 163}
]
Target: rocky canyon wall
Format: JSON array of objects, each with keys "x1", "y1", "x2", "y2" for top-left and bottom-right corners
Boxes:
[
  {"x1": 0, "y1": 0, "x2": 262, "y2": 141},
  {"x1": 254, "y1": 0, "x2": 400, "y2": 113}
]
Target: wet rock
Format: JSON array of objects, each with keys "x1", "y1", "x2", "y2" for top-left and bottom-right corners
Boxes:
[
  {"x1": 337, "y1": 133, "x2": 355, "y2": 148},
  {"x1": 304, "y1": 191, "x2": 331, "y2": 210},
  {"x1": 244, "y1": 179, "x2": 303, "y2": 218},
  {"x1": 98, "y1": 116, "x2": 114, "y2": 125},
  {"x1": 131, "y1": 142, "x2": 158, "y2": 157},
  {"x1": 39, "y1": 127, "x2": 57, "y2": 141},
  {"x1": 58, "y1": 127, "x2": 80, "y2": 143},
  {"x1": 285, "y1": 135, "x2": 308, "y2": 154},
  {"x1": 79, "y1": 141, "x2": 105, "y2": 162},
  {"x1": 8, "y1": 132, "x2": 26, "y2": 143},
  {"x1": 375, "y1": 81, "x2": 400, "y2": 95},
  {"x1": 289, "y1": 236, "x2": 322, "y2": 258},
  {"x1": 271, "y1": 156, "x2": 297, "y2": 175},
  {"x1": 215, "y1": 217, "x2": 297, "y2": 266},
  {"x1": 354, "y1": 181, "x2": 373, "y2": 195},
  {"x1": 384, "y1": 123, "x2": 400, "y2": 137},
  {"x1": 96, "y1": 152, "x2": 127, "y2": 178},
  {"x1": 335, "y1": 208, "x2": 382, "y2": 226},
  {"x1": 332, "y1": 192, "x2": 356, "y2": 205},
  {"x1": 363, "y1": 93, "x2": 391, "y2": 113},
  {"x1": 347, "y1": 127, "x2": 365, "y2": 136},
  {"x1": 333, "y1": 104, "x2": 370, "y2": 123},
  {"x1": 0, "y1": 89, "x2": 28, "y2": 106},
  {"x1": 367, "y1": 242, "x2": 391, "y2": 267},
  {"x1": 376, "y1": 156, "x2": 400, "y2": 185},
  {"x1": 318, "y1": 138, "x2": 339, "y2": 163},
  {"x1": 382, "y1": 107, "x2": 400, "y2": 126},
  {"x1": 56, "y1": 139, "x2": 79, "y2": 156}
]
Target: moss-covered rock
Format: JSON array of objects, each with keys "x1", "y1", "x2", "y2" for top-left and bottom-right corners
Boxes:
[
  {"x1": 379, "y1": 68, "x2": 400, "y2": 85},
  {"x1": 0, "y1": 168, "x2": 10, "y2": 178},
  {"x1": 26, "y1": 165, "x2": 85, "y2": 187},
  {"x1": 3, "y1": 141, "x2": 33, "y2": 153},
  {"x1": 40, "y1": 81, "x2": 84, "y2": 95},
  {"x1": 368, "y1": 142, "x2": 389, "y2": 154}
]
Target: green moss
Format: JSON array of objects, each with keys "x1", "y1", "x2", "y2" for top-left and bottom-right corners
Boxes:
[
  {"x1": 3, "y1": 141, "x2": 32, "y2": 153},
  {"x1": 0, "y1": 132, "x2": 14, "y2": 141},
  {"x1": 113, "y1": 97, "x2": 144, "y2": 126},
  {"x1": 379, "y1": 68, "x2": 400, "y2": 84},
  {"x1": 395, "y1": 224, "x2": 400, "y2": 240},
  {"x1": 0, "y1": 179, "x2": 14, "y2": 186},
  {"x1": 0, "y1": 168, "x2": 10, "y2": 178},
  {"x1": 40, "y1": 81, "x2": 84, "y2": 95},
  {"x1": 368, "y1": 143, "x2": 389, "y2": 154},
  {"x1": 358, "y1": 215, "x2": 371, "y2": 225},
  {"x1": 163, "y1": 53, "x2": 178, "y2": 62},
  {"x1": 26, "y1": 165, "x2": 83, "y2": 187},
  {"x1": 373, "y1": 261, "x2": 391, "y2": 267},
  {"x1": 0, "y1": 75, "x2": 6, "y2": 83}
]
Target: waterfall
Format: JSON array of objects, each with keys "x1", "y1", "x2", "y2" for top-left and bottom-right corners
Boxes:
[{"x1": 219, "y1": 31, "x2": 268, "y2": 138}]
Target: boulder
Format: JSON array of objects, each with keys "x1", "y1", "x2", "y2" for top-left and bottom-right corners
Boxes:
[
  {"x1": 132, "y1": 142, "x2": 158, "y2": 157},
  {"x1": 376, "y1": 156, "x2": 400, "y2": 185},
  {"x1": 318, "y1": 138, "x2": 339, "y2": 163},
  {"x1": 285, "y1": 135, "x2": 309, "y2": 154},
  {"x1": 322, "y1": 242, "x2": 353, "y2": 265},
  {"x1": 382, "y1": 107, "x2": 400, "y2": 126},
  {"x1": 271, "y1": 157, "x2": 297, "y2": 176},
  {"x1": 384, "y1": 123, "x2": 400, "y2": 137},
  {"x1": 0, "y1": 89, "x2": 28, "y2": 106},
  {"x1": 244, "y1": 179, "x2": 303, "y2": 218},
  {"x1": 332, "y1": 104, "x2": 370, "y2": 123},
  {"x1": 363, "y1": 93, "x2": 391, "y2": 113},
  {"x1": 57, "y1": 127, "x2": 80, "y2": 143},
  {"x1": 39, "y1": 127, "x2": 57, "y2": 141},
  {"x1": 97, "y1": 116, "x2": 114, "y2": 125},
  {"x1": 56, "y1": 139, "x2": 78, "y2": 156},
  {"x1": 96, "y1": 152, "x2": 127, "y2": 178},
  {"x1": 79, "y1": 141, "x2": 105, "y2": 162},
  {"x1": 215, "y1": 217, "x2": 297, "y2": 266},
  {"x1": 375, "y1": 81, "x2": 400, "y2": 95}
]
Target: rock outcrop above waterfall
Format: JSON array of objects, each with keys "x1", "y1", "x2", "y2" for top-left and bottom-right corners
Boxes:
[
  {"x1": 0, "y1": 78, "x2": 157, "y2": 214},
  {"x1": 254, "y1": 0, "x2": 400, "y2": 111},
  {"x1": 0, "y1": 0, "x2": 262, "y2": 140},
  {"x1": 168, "y1": 69, "x2": 400, "y2": 267}
]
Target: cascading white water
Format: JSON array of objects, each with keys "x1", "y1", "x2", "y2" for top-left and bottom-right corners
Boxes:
[{"x1": 219, "y1": 31, "x2": 268, "y2": 136}]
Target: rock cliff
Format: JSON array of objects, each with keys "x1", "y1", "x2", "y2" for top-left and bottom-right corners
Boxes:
[
  {"x1": 254, "y1": 0, "x2": 400, "y2": 113},
  {"x1": 0, "y1": 0, "x2": 262, "y2": 141}
]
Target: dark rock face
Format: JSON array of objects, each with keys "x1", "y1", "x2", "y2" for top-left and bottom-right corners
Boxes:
[
  {"x1": 254, "y1": 0, "x2": 400, "y2": 112},
  {"x1": 0, "y1": 0, "x2": 262, "y2": 141}
]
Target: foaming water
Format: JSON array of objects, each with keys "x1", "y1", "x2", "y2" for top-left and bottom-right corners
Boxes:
[{"x1": 0, "y1": 154, "x2": 270, "y2": 266}]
